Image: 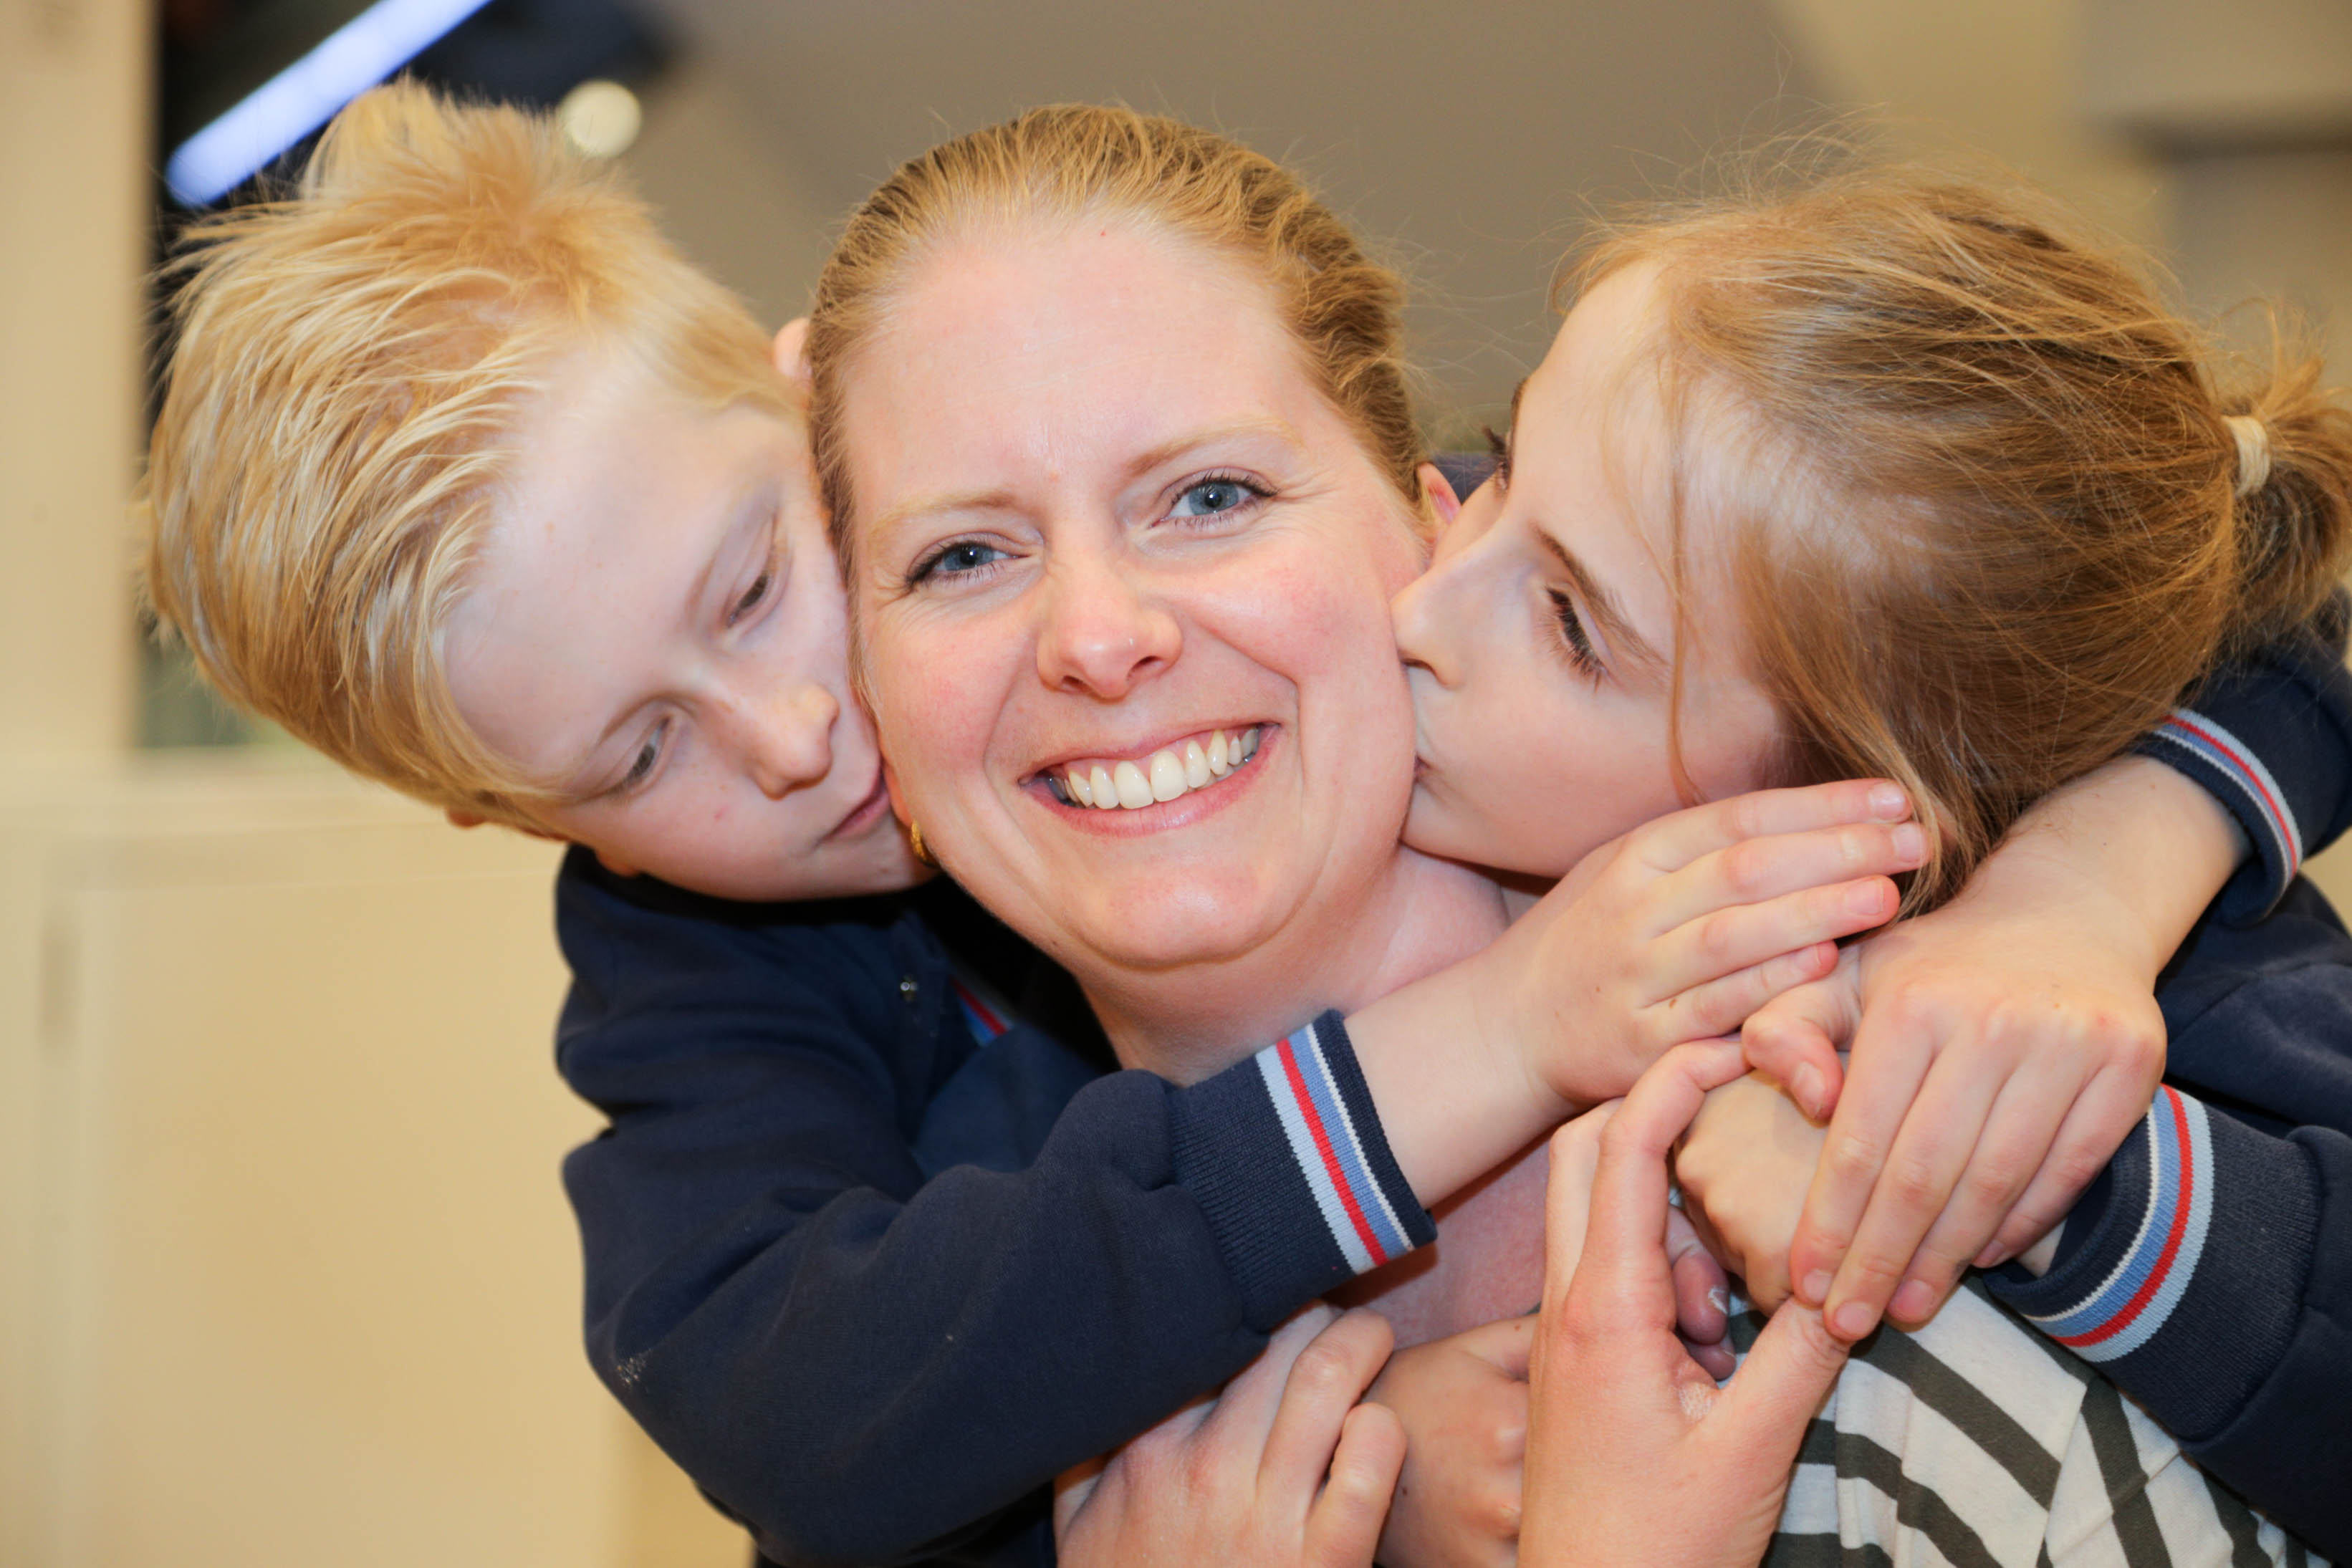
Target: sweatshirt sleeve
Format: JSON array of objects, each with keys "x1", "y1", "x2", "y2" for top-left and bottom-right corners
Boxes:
[
  {"x1": 555, "y1": 857, "x2": 1429, "y2": 1568},
  {"x1": 1986, "y1": 1092, "x2": 2352, "y2": 1559},
  {"x1": 2137, "y1": 609, "x2": 2352, "y2": 923}
]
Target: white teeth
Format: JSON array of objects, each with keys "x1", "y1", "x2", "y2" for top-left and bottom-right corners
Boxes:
[
  {"x1": 1057, "y1": 728, "x2": 1262, "y2": 810},
  {"x1": 1148, "y1": 749, "x2": 1188, "y2": 802}
]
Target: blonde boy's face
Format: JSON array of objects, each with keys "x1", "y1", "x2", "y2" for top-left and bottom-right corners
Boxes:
[
  {"x1": 1391, "y1": 263, "x2": 1782, "y2": 878},
  {"x1": 443, "y1": 342, "x2": 924, "y2": 902}
]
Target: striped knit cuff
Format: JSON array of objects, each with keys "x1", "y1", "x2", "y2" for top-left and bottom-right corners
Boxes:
[
  {"x1": 1168, "y1": 1011, "x2": 1436, "y2": 1331},
  {"x1": 2137, "y1": 708, "x2": 2303, "y2": 922},
  {"x1": 1989, "y1": 1087, "x2": 2320, "y2": 1442}
]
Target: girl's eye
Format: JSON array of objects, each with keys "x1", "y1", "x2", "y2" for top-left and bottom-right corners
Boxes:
[
  {"x1": 1169, "y1": 475, "x2": 1268, "y2": 520},
  {"x1": 728, "y1": 568, "x2": 774, "y2": 627},
  {"x1": 1547, "y1": 589, "x2": 1605, "y2": 685},
  {"x1": 909, "y1": 539, "x2": 1011, "y2": 585},
  {"x1": 1483, "y1": 424, "x2": 1513, "y2": 492}
]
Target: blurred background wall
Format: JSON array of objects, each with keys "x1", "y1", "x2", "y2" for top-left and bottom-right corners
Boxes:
[{"x1": 2, "y1": 1, "x2": 2347, "y2": 1563}]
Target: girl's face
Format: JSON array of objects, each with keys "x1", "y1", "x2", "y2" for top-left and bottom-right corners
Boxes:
[
  {"x1": 1393, "y1": 264, "x2": 1783, "y2": 879},
  {"x1": 840, "y1": 223, "x2": 1429, "y2": 988}
]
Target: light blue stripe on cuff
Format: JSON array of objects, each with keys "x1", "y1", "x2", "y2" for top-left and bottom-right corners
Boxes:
[
  {"x1": 1292, "y1": 1019, "x2": 1413, "y2": 1260},
  {"x1": 1256, "y1": 1039, "x2": 1376, "y2": 1274}
]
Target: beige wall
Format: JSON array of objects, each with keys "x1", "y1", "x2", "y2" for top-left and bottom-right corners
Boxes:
[{"x1": 0, "y1": 0, "x2": 145, "y2": 759}]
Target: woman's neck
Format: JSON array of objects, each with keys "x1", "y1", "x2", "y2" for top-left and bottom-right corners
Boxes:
[{"x1": 1084, "y1": 845, "x2": 1509, "y2": 1082}]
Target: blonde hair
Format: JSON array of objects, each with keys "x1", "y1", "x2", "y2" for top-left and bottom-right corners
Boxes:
[
  {"x1": 806, "y1": 104, "x2": 1423, "y2": 585},
  {"x1": 1571, "y1": 165, "x2": 2352, "y2": 910},
  {"x1": 138, "y1": 80, "x2": 790, "y2": 825}
]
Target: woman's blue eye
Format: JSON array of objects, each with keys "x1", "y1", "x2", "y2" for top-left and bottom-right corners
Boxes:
[
  {"x1": 1171, "y1": 477, "x2": 1263, "y2": 519},
  {"x1": 912, "y1": 540, "x2": 1010, "y2": 583}
]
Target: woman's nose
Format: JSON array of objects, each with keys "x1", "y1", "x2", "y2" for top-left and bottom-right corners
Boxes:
[
  {"x1": 725, "y1": 681, "x2": 840, "y2": 799},
  {"x1": 1033, "y1": 557, "x2": 1183, "y2": 701}
]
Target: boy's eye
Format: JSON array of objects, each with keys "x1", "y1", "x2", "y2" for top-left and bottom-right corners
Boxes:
[
  {"x1": 728, "y1": 569, "x2": 774, "y2": 626},
  {"x1": 909, "y1": 539, "x2": 1011, "y2": 585},
  {"x1": 611, "y1": 720, "x2": 670, "y2": 799},
  {"x1": 1169, "y1": 475, "x2": 1268, "y2": 520}
]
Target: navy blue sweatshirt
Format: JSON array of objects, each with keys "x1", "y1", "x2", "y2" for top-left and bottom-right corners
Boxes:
[{"x1": 557, "y1": 625, "x2": 2352, "y2": 1567}]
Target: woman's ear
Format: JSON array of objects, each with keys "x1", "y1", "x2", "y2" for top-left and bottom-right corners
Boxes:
[
  {"x1": 1419, "y1": 461, "x2": 1463, "y2": 530},
  {"x1": 772, "y1": 318, "x2": 813, "y2": 388}
]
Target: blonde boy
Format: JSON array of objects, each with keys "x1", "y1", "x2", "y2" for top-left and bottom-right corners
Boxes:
[{"x1": 141, "y1": 80, "x2": 916, "y2": 902}]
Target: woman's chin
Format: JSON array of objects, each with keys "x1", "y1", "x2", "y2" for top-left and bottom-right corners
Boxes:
[{"x1": 1034, "y1": 867, "x2": 1305, "y2": 982}]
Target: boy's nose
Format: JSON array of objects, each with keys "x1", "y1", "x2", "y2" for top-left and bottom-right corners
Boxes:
[
  {"x1": 728, "y1": 681, "x2": 840, "y2": 799},
  {"x1": 1032, "y1": 555, "x2": 1182, "y2": 701}
]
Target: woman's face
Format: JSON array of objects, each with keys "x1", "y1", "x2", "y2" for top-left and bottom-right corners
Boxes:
[
  {"x1": 1393, "y1": 264, "x2": 1783, "y2": 880},
  {"x1": 840, "y1": 223, "x2": 1429, "y2": 982}
]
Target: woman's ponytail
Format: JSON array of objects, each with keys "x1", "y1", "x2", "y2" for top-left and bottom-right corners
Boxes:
[{"x1": 2224, "y1": 338, "x2": 2352, "y2": 648}]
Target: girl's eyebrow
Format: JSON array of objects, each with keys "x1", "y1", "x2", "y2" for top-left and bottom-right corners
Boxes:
[{"x1": 1534, "y1": 527, "x2": 1665, "y2": 673}]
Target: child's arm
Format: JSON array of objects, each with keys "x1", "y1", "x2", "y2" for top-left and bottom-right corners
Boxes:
[
  {"x1": 1747, "y1": 617, "x2": 2352, "y2": 1339},
  {"x1": 557, "y1": 785, "x2": 1912, "y2": 1564}
]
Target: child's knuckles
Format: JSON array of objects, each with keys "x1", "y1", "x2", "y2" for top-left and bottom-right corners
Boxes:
[
  {"x1": 1823, "y1": 1130, "x2": 1890, "y2": 1194},
  {"x1": 1879, "y1": 1149, "x2": 1952, "y2": 1216},
  {"x1": 1719, "y1": 837, "x2": 1774, "y2": 898}
]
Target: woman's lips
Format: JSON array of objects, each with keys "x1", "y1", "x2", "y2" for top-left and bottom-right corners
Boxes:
[{"x1": 1041, "y1": 726, "x2": 1262, "y2": 811}]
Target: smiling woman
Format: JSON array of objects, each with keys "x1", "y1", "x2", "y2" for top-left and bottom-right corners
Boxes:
[{"x1": 810, "y1": 112, "x2": 1504, "y2": 1092}]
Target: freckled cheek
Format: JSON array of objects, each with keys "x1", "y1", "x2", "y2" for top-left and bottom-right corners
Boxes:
[{"x1": 864, "y1": 635, "x2": 1010, "y2": 822}]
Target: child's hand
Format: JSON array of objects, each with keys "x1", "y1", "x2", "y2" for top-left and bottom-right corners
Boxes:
[
  {"x1": 1479, "y1": 778, "x2": 1921, "y2": 1110},
  {"x1": 1743, "y1": 900, "x2": 2164, "y2": 1340},
  {"x1": 1054, "y1": 1305, "x2": 1403, "y2": 1568},
  {"x1": 1670, "y1": 1070, "x2": 1828, "y2": 1312},
  {"x1": 1363, "y1": 1317, "x2": 1534, "y2": 1568}
]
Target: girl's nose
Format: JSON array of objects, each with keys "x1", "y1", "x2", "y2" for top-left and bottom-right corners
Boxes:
[
  {"x1": 731, "y1": 681, "x2": 840, "y2": 799},
  {"x1": 1033, "y1": 555, "x2": 1182, "y2": 701},
  {"x1": 1390, "y1": 564, "x2": 1462, "y2": 688}
]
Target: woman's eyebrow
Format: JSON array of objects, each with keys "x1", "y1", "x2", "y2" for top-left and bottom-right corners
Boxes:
[{"x1": 1535, "y1": 529, "x2": 1665, "y2": 672}]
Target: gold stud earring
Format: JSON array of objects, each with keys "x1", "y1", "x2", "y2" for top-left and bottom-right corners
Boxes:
[{"x1": 908, "y1": 819, "x2": 936, "y2": 867}]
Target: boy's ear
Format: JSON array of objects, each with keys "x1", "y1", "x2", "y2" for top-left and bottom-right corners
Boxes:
[
  {"x1": 772, "y1": 318, "x2": 813, "y2": 389},
  {"x1": 1418, "y1": 461, "x2": 1463, "y2": 529}
]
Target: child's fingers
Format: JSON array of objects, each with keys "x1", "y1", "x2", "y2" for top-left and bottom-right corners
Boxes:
[
  {"x1": 1307, "y1": 1402, "x2": 1408, "y2": 1568},
  {"x1": 1653, "y1": 819, "x2": 1925, "y2": 933},
  {"x1": 1202, "y1": 1304, "x2": 1339, "y2": 1456},
  {"x1": 1653, "y1": 877, "x2": 1899, "y2": 1006},
  {"x1": 1819, "y1": 1043, "x2": 2014, "y2": 1339},
  {"x1": 1785, "y1": 1001, "x2": 1941, "y2": 1312},
  {"x1": 1262, "y1": 1309, "x2": 1397, "y2": 1511},
  {"x1": 1977, "y1": 1067, "x2": 2157, "y2": 1267},
  {"x1": 1883, "y1": 1059, "x2": 2080, "y2": 1323},
  {"x1": 1664, "y1": 943, "x2": 1838, "y2": 1047},
  {"x1": 1630, "y1": 780, "x2": 1914, "y2": 873},
  {"x1": 1741, "y1": 968, "x2": 1858, "y2": 1122}
]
